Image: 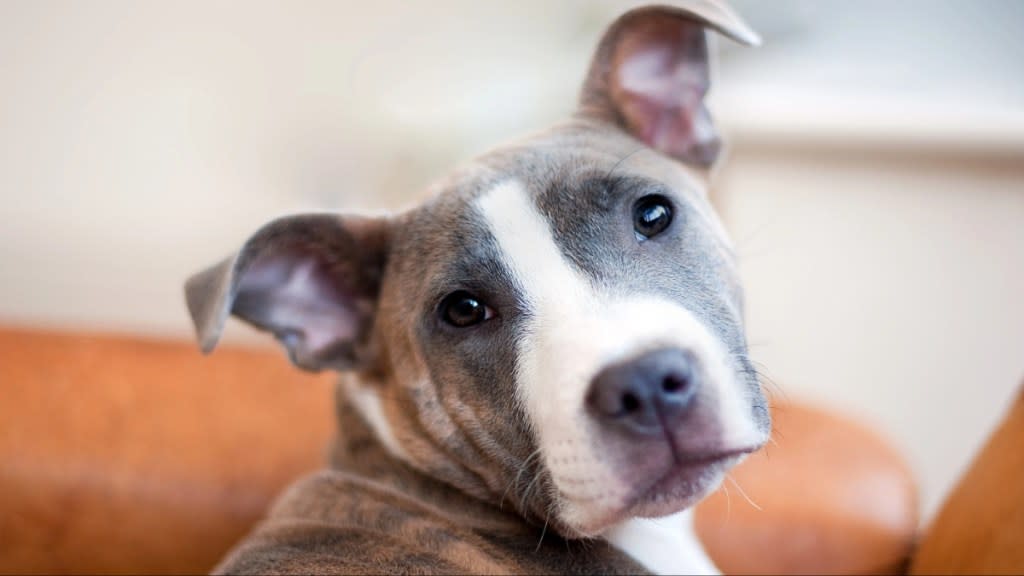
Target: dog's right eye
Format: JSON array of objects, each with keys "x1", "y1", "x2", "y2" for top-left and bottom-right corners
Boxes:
[
  {"x1": 439, "y1": 291, "x2": 494, "y2": 328},
  {"x1": 633, "y1": 194, "x2": 673, "y2": 240}
]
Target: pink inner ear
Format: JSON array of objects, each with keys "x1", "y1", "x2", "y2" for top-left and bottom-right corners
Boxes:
[
  {"x1": 612, "y1": 27, "x2": 720, "y2": 166},
  {"x1": 234, "y1": 253, "x2": 362, "y2": 369}
]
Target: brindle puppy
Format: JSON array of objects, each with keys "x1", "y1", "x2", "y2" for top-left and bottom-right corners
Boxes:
[{"x1": 186, "y1": 2, "x2": 769, "y2": 573}]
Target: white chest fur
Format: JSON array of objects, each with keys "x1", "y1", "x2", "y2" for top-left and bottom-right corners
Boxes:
[{"x1": 603, "y1": 510, "x2": 719, "y2": 575}]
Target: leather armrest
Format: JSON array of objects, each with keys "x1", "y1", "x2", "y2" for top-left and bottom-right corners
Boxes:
[{"x1": 910, "y1": 382, "x2": 1024, "y2": 574}]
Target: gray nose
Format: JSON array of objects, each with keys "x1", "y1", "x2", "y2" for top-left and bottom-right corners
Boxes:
[{"x1": 586, "y1": 348, "x2": 698, "y2": 436}]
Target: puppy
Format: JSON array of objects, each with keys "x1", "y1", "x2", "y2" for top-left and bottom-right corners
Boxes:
[{"x1": 185, "y1": 2, "x2": 769, "y2": 573}]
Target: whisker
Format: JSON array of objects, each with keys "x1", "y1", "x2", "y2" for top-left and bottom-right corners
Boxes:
[
  {"x1": 732, "y1": 212, "x2": 783, "y2": 262},
  {"x1": 727, "y1": 349, "x2": 790, "y2": 407},
  {"x1": 603, "y1": 146, "x2": 646, "y2": 181},
  {"x1": 722, "y1": 482, "x2": 732, "y2": 523},
  {"x1": 519, "y1": 467, "x2": 546, "y2": 515},
  {"x1": 535, "y1": 513, "x2": 550, "y2": 553},
  {"x1": 770, "y1": 427, "x2": 787, "y2": 444},
  {"x1": 500, "y1": 448, "x2": 542, "y2": 511},
  {"x1": 726, "y1": 474, "x2": 762, "y2": 511}
]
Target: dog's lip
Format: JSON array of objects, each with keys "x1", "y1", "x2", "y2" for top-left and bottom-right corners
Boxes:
[
  {"x1": 630, "y1": 445, "x2": 760, "y2": 505},
  {"x1": 671, "y1": 445, "x2": 759, "y2": 471},
  {"x1": 563, "y1": 445, "x2": 760, "y2": 537}
]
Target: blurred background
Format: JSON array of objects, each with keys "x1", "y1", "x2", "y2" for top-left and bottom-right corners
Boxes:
[{"x1": 1, "y1": 0, "x2": 1022, "y2": 527}]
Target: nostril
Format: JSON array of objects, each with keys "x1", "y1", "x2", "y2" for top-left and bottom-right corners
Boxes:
[
  {"x1": 662, "y1": 374, "x2": 687, "y2": 394},
  {"x1": 621, "y1": 392, "x2": 640, "y2": 413}
]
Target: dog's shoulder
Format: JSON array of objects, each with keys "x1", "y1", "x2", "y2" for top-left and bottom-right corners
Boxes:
[
  {"x1": 212, "y1": 470, "x2": 517, "y2": 575},
  {"x1": 212, "y1": 517, "x2": 457, "y2": 575}
]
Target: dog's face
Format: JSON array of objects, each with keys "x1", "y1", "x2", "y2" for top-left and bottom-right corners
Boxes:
[{"x1": 186, "y1": 3, "x2": 769, "y2": 538}]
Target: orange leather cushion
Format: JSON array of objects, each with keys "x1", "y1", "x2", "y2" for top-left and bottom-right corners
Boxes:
[
  {"x1": 0, "y1": 327, "x2": 918, "y2": 574},
  {"x1": 0, "y1": 327, "x2": 335, "y2": 574}
]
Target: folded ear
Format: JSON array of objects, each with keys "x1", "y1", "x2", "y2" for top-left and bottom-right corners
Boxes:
[
  {"x1": 579, "y1": 1, "x2": 760, "y2": 168},
  {"x1": 184, "y1": 213, "x2": 390, "y2": 372}
]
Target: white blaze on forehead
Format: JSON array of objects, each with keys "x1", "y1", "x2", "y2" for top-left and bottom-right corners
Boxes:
[
  {"x1": 476, "y1": 179, "x2": 758, "y2": 530},
  {"x1": 475, "y1": 180, "x2": 595, "y2": 418}
]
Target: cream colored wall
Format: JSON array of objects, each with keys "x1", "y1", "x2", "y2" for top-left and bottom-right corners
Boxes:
[
  {"x1": 718, "y1": 143, "x2": 1024, "y2": 522},
  {"x1": 0, "y1": 0, "x2": 592, "y2": 336},
  {"x1": 1, "y1": 0, "x2": 1022, "y2": 523}
]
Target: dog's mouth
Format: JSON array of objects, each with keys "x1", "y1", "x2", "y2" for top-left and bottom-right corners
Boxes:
[
  {"x1": 558, "y1": 444, "x2": 760, "y2": 536},
  {"x1": 627, "y1": 446, "x2": 757, "y2": 514}
]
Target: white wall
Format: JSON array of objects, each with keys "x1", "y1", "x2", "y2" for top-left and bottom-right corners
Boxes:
[
  {"x1": 1, "y1": 0, "x2": 1021, "y2": 523},
  {"x1": 719, "y1": 143, "x2": 1024, "y2": 523},
  {"x1": 0, "y1": 0, "x2": 593, "y2": 335}
]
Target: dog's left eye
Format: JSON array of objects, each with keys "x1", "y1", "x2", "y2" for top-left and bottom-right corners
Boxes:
[
  {"x1": 633, "y1": 195, "x2": 673, "y2": 240},
  {"x1": 440, "y1": 291, "x2": 495, "y2": 328}
]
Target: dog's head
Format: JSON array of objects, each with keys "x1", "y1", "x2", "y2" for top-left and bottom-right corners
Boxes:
[{"x1": 186, "y1": 2, "x2": 769, "y2": 538}]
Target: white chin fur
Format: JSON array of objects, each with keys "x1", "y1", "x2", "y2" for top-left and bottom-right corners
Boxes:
[{"x1": 605, "y1": 510, "x2": 720, "y2": 575}]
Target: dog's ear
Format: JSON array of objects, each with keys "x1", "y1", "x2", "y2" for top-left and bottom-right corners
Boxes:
[
  {"x1": 184, "y1": 214, "x2": 390, "y2": 372},
  {"x1": 579, "y1": 1, "x2": 759, "y2": 167}
]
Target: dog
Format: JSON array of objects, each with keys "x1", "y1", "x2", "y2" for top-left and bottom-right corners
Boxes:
[{"x1": 185, "y1": 2, "x2": 769, "y2": 573}]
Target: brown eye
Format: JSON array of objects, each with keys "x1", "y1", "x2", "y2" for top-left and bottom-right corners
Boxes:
[
  {"x1": 633, "y1": 195, "x2": 673, "y2": 240},
  {"x1": 440, "y1": 291, "x2": 494, "y2": 327}
]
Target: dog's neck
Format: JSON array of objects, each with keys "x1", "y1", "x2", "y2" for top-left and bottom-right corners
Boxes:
[
  {"x1": 330, "y1": 383, "x2": 718, "y2": 575},
  {"x1": 329, "y1": 383, "x2": 545, "y2": 535}
]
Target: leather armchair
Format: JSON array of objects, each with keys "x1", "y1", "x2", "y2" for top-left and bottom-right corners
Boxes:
[{"x1": 0, "y1": 327, "x2": 926, "y2": 574}]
